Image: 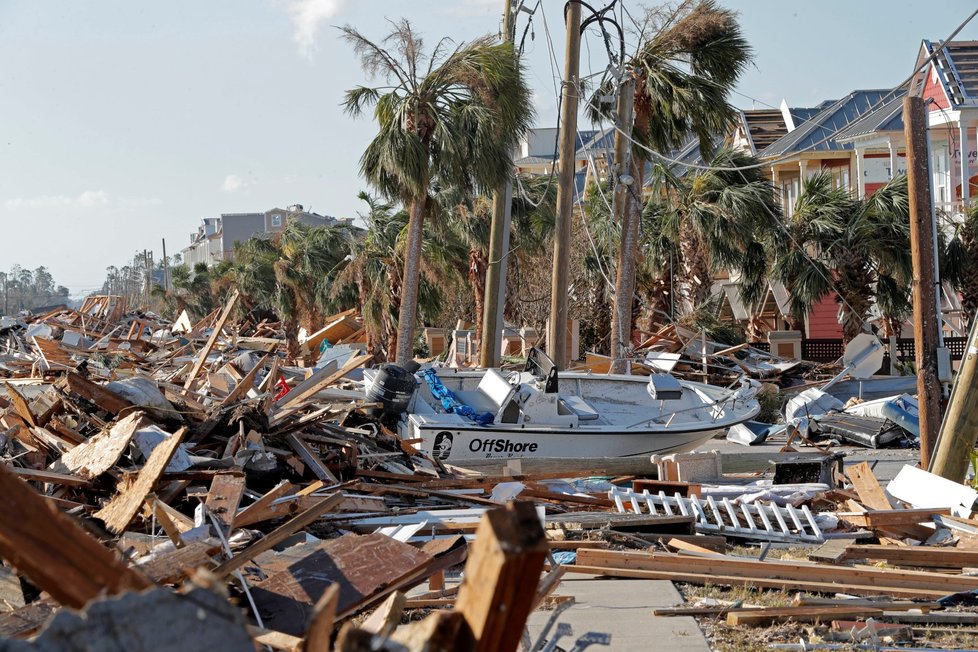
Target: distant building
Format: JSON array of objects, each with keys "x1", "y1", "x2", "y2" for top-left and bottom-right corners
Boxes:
[{"x1": 181, "y1": 205, "x2": 354, "y2": 267}]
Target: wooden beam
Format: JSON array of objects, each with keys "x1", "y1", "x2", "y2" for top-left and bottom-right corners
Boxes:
[
  {"x1": 846, "y1": 462, "x2": 893, "y2": 510},
  {"x1": 726, "y1": 605, "x2": 884, "y2": 627},
  {"x1": 212, "y1": 492, "x2": 344, "y2": 578},
  {"x1": 567, "y1": 565, "x2": 946, "y2": 599},
  {"x1": 575, "y1": 549, "x2": 978, "y2": 593},
  {"x1": 184, "y1": 289, "x2": 239, "y2": 391},
  {"x1": 455, "y1": 502, "x2": 548, "y2": 652},
  {"x1": 286, "y1": 434, "x2": 338, "y2": 483},
  {"x1": 0, "y1": 463, "x2": 151, "y2": 609},
  {"x1": 219, "y1": 354, "x2": 268, "y2": 408},
  {"x1": 95, "y1": 427, "x2": 187, "y2": 534},
  {"x1": 840, "y1": 508, "x2": 949, "y2": 527}
]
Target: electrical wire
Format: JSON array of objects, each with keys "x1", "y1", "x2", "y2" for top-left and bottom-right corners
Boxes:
[{"x1": 603, "y1": 6, "x2": 978, "y2": 173}]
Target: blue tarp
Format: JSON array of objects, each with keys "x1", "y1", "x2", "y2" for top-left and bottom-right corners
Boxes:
[{"x1": 420, "y1": 369, "x2": 494, "y2": 426}]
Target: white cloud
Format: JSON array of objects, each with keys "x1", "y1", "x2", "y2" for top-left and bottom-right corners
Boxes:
[
  {"x1": 278, "y1": 0, "x2": 346, "y2": 58},
  {"x1": 4, "y1": 190, "x2": 110, "y2": 209},
  {"x1": 2, "y1": 190, "x2": 160, "y2": 209},
  {"x1": 221, "y1": 174, "x2": 249, "y2": 193}
]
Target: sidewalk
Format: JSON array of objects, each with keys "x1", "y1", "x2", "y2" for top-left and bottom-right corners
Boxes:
[{"x1": 525, "y1": 577, "x2": 710, "y2": 651}]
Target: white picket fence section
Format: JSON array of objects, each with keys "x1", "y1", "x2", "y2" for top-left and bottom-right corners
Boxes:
[{"x1": 608, "y1": 486, "x2": 824, "y2": 544}]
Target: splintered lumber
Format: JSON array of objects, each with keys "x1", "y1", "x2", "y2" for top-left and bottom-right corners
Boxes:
[
  {"x1": 573, "y1": 549, "x2": 978, "y2": 596},
  {"x1": 52, "y1": 411, "x2": 149, "y2": 479},
  {"x1": 361, "y1": 591, "x2": 407, "y2": 638},
  {"x1": 249, "y1": 533, "x2": 434, "y2": 636},
  {"x1": 455, "y1": 502, "x2": 549, "y2": 652},
  {"x1": 842, "y1": 544, "x2": 978, "y2": 569},
  {"x1": 304, "y1": 583, "x2": 339, "y2": 652},
  {"x1": 793, "y1": 596, "x2": 941, "y2": 611},
  {"x1": 0, "y1": 565, "x2": 25, "y2": 611},
  {"x1": 568, "y1": 565, "x2": 946, "y2": 599},
  {"x1": 0, "y1": 463, "x2": 151, "y2": 609},
  {"x1": 840, "y1": 508, "x2": 950, "y2": 527},
  {"x1": 218, "y1": 354, "x2": 268, "y2": 408},
  {"x1": 235, "y1": 480, "x2": 295, "y2": 527},
  {"x1": 95, "y1": 426, "x2": 187, "y2": 534},
  {"x1": 286, "y1": 433, "x2": 339, "y2": 483},
  {"x1": 138, "y1": 540, "x2": 221, "y2": 584},
  {"x1": 726, "y1": 605, "x2": 884, "y2": 627},
  {"x1": 213, "y1": 492, "x2": 344, "y2": 578},
  {"x1": 274, "y1": 353, "x2": 373, "y2": 412},
  {"x1": 7, "y1": 466, "x2": 92, "y2": 488},
  {"x1": 204, "y1": 472, "x2": 246, "y2": 534},
  {"x1": 3, "y1": 383, "x2": 36, "y2": 427},
  {"x1": 183, "y1": 289, "x2": 239, "y2": 391},
  {"x1": 846, "y1": 461, "x2": 893, "y2": 510},
  {"x1": 61, "y1": 371, "x2": 134, "y2": 416}
]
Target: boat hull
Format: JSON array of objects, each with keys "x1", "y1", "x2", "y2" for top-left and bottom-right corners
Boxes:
[{"x1": 411, "y1": 420, "x2": 723, "y2": 463}]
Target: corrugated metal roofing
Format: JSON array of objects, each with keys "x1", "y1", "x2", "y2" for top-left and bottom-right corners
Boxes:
[
  {"x1": 931, "y1": 40, "x2": 978, "y2": 105},
  {"x1": 833, "y1": 93, "x2": 907, "y2": 142},
  {"x1": 760, "y1": 89, "x2": 895, "y2": 158}
]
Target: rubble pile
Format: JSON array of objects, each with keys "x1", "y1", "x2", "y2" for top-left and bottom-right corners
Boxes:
[{"x1": 1, "y1": 295, "x2": 977, "y2": 651}]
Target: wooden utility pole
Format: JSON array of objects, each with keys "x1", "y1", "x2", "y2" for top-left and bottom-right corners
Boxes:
[
  {"x1": 931, "y1": 315, "x2": 978, "y2": 480},
  {"x1": 546, "y1": 0, "x2": 582, "y2": 369},
  {"x1": 903, "y1": 96, "x2": 942, "y2": 467},
  {"x1": 608, "y1": 74, "x2": 636, "y2": 375},
  {"x1": 479, "y1": 0, "x2": 516, "y2": 369}
]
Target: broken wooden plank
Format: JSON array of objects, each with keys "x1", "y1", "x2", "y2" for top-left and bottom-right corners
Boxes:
[
  {"x1": 304, "y1": 583, "x2": 339, "y2": 652},
  {"x1": 213, "y1": 492, "x2": 344, "y2": 578},
  {"x1": 575, "y1": 549, "x2": 978, "y2": 594},
  {"x1": 52, "y1": 411, "x2": 149, "y2": 479},
  {"x1": 94, "y1": 426, "x2": 187, "y2": 534},
  {"x1": 455, "y1": 502, "x2": 548, "y2": 652},
  {"x1": 234, "y1": 480, "x2": 296, "y2": 527},
  {"x1": 286, "y1": 434, "x2": 338, "y2": 483},
  {"x1": 218, "y1": 354, "x2": 268, "y2": 409},
  {"x1": 726, "y1": 605, "x2": 884, "y2": 627},
  {"x1": 204, "y1": 472, "x2": 246, "y2": 535},
  {"x1": 138, "y1": 540, "x2": 221, "y2": 584},
  {"x1": 846, "y1": 461, "x2": 894, "y2": 510},
  {"x1": 360, "y1": 591, "x2": 407, "y2": 638},
  {"x1": 274, "y1": 353, "x2": 372, "y2": 411},
  {"x1": 0, "y1": 463, "x2": 151, "y2": 609},
  {"x1": 6, "y1": 466, "x2": 92, "y2": 488},
  {"x1": 250, "y1": 533, "x2": 433, "y2": 636},
  {"x1": 841, "y1": 544, "x2": 978, "y2": 569},
  {"x1": 3, "y1": 383, "x2": 36, "y2": 427},
  {"x1": 183, "y1": 289, "x2": 239, "y2": 391},
  {"x1": 567, "y1": 565, "x2": 947, "y2": 599},
  {"x1": 60, "y1": 372, "x2": 134, "y2": 416},
  {"x1": 840, "y1": 508, "x2": 950, "y2": 527}
]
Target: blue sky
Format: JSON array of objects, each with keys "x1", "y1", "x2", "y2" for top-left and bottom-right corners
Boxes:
[{"x1": 1, "y1": 0, "x2": 976, "y2": 294}]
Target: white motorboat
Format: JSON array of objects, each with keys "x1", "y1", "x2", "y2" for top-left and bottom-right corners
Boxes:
[{"x1": 364, "y1": 349, "x2": 760, "y2": 463}]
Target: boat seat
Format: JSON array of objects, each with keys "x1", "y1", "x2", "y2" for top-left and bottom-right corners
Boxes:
[
  {"x1": 477, "y1": 369, "x2": 521, "y2": 423},
  {"x1": 560, "y1": 395, "x2": 599, "y2": 421}
]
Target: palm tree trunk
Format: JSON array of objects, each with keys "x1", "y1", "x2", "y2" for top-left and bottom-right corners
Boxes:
[
  {"x1": 680, "y1": 227, "x2": 713, "y2": 309},
  {"x1": 470, "y1": 250, "x2": 487, "y2": 347},
  {"x1": 609, "y1": 157, "x2": 644, "y2": 374},
  {"x1": 395, "y1": 198, "x2": 426, "y2": 365}
]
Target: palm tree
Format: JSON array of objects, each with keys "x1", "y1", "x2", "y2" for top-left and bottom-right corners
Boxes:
[
  {"x1": 334, "y1": 192, "x2": 463, "y2": 361},
  {"x1": 341, "y1": 20, "x2": 533, "y2": 365},
  {"x1": 945, "y1": 203, "x2": 978, "y2": 328},
  {"x1": 450, "y1": 174, "x2": 557, "y2": 347},
  {"x1": 234, "y1": 220, "x2": 353, "y2": 358},
  {"x1": 662, "y1": 149, "x2": 782, "y2": 317},
  {"x1": 594, "y1": 0, "x2": 752, "y2": 372},
  {"x1": 771, "y1": 172, "x2": 911, "y2": 343}
]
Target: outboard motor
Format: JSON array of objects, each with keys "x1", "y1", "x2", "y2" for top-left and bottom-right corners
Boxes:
[{"x1": 365, "y1": 364, "x2": 419, "y2": 419}]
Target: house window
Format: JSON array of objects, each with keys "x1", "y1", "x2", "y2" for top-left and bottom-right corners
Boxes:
[{"x1": 271, "y1": 214, "x2": 282, "y2": 227}]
